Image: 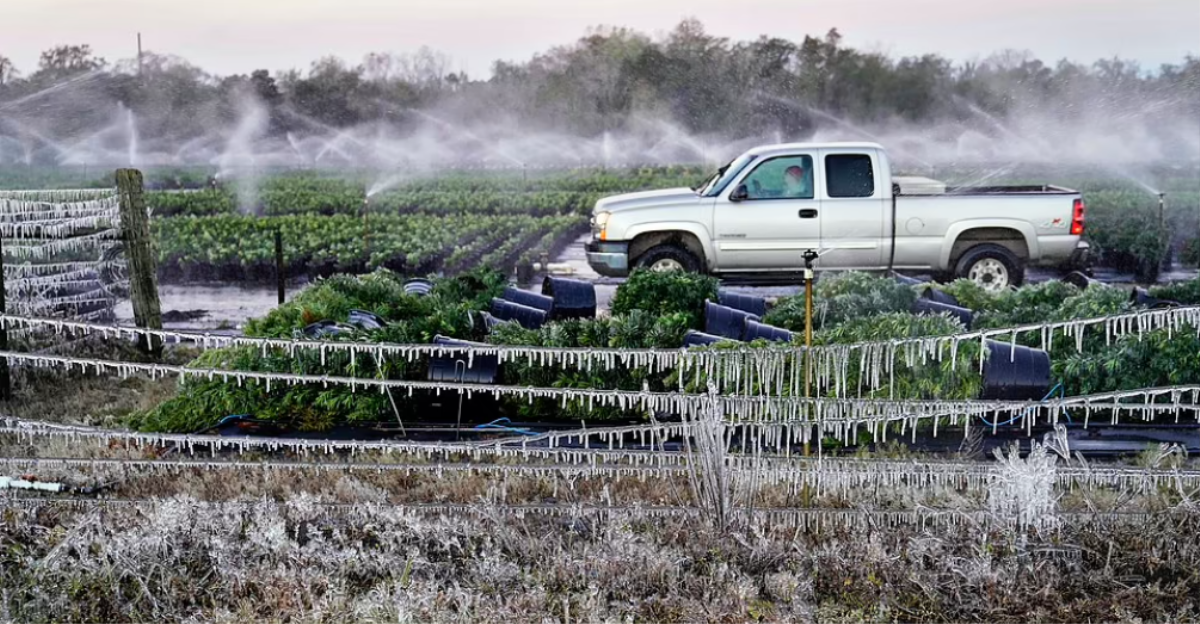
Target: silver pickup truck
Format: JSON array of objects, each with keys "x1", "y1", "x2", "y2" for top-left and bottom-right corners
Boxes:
[{"x1": 585, "y1": 142, "x2": 1090, "y2": 290}]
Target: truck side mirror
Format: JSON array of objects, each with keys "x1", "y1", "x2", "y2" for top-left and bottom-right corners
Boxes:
[{"x1": 730, "y1": 185, "x2": 749, "y2": 202}]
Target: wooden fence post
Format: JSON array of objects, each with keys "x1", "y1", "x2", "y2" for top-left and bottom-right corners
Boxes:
[
  {"x1": 0, "y1": 234, "x2": 9, "y2": 401},
  {"x1": 275, "y1": 229, "x2": 285, "y2": 305},
  {"x1": 116, "y1": 169, "x2": 163, "y2": 355}
]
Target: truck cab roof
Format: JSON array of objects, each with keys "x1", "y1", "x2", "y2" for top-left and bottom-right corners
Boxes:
[{"x1": 743, "y1": 141, "x2": 885, "y2": 158}]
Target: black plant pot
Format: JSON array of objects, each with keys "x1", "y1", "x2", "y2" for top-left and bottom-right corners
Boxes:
[
  {"x1": 920, "y1": 287, "x2": 960, "y2": 307},
  {"x1": 981, "y1": 339, "x2": 1051, "y2": 401},
  {"x1": 717, "y1": 289, "x2": 768, "y2": 318},
  {"x1": 704, "y1": 300, "x2": 761, "y2": 340},
  {"x1": 743, "y1": 320, "x2": 795, "y2": 343},
  {"x1": 490, "y1": 298, "x2": 549, "y2": 329},
  {"x1": 428, "y1": 335, "x2": 499, "y2": 384},
  {"x1": 501, "y1": 286, "x2": 555, "y2": 313},
  {"x1": 683, "y1": 330, "x2": 737, "y2": 347},
  {"x1": 542, "y1": 276, "x2": 597, "y2": 319},
  {"x1": 912, "y1": 298, "x2": 974, "y2": 329},
  {"x1": 1130, "y1": 287, "x2": 1179, "y2": 309}
]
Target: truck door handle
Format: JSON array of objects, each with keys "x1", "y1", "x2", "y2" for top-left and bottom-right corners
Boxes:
[{"x1": 798, "y1": 209, "x2": 818, "y2": 219}]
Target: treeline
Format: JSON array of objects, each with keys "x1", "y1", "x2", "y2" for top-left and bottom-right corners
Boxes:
[{"x1": 1, "y1": 20, "x2": 1198, "y2": 148}]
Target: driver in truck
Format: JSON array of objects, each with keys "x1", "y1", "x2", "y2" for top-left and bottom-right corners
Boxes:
[{"x1": 783, "y1": 164, "x2": 811, "y2": 198}]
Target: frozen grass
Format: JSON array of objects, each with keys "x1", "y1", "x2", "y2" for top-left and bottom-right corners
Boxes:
[
  {"x1": 2, "y1": 494, "x2": 1198, "y2": 623},
  {"x1": 0, "y1": 340, "x2": 195, "y2": 428},
  {"x1": 2, "y1": 359, "x2": 1200, "y2": 621}
]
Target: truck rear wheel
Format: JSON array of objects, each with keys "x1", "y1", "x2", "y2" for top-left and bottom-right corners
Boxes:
[
  {"x1": 955, "y1": 244, "x2": 1023, "y2": 291},
  {"x1": 635, "y1": 244, "x2": 701, "y2": 273}
]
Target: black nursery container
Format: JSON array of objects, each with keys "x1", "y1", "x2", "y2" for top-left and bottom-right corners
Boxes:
[
  {"x1": 478, "y1": 310, "x2": 512, "y2": 332},
  {"x1": 889, "y1": 272, "x2": 926, "y2": 286},
  {"x1": 1130, "y1": 287, "x2": 1180, "y2": 309},
  {"x1": 912, "y1": 298, "x2": 974, "y2": 329},
  {"x1": 541, "y1": 276, "x2": 597, "y2": 319},
  {"x1": 683, "y1": 330, "x2": 737, "y2": 347},
  {"x1": 427, "y1": 335, "x2": 499, "y2": 384},
  {"x1": 403, "y1": 278, "x2": 434, "y2": 296},
  {"x1": 301, "y1": 320, "x2": 358, "y2": 338},
  {"x1": 919, "y1": 287, "x2": 960, "y2": 307},
  {"x1": 981, "y1": 339, "x2": 1051, "y2": 401},
  {"x1": 490, "y1": 298, "x2": 548, "y2": 329},
  {"x1": 348, "y1": 309, "x2": 385, "y2": 330},
  {"x1": 743, "y1": 320, "x2": 795, "y2": 343},
  {"x1": 1062, "y1": 271, "x2": 1101, "y2": 290},
  {"x1": 704, "y1": 300, "x2": 761, "y2": 340},
  {"x1": 501, "y1": 286, "x2": 555, "y2": 313},
  {"x1": 717, "y1": 289, "x2": 768, "y2": 318}
]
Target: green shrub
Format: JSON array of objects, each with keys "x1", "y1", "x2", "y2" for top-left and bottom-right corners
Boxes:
[
  {"x1": 930, "y1": 279, "x2": 994, "y2": 313},
  {"x1": 1182, "y1": 239, "x2": 1200, "y2": 268},
  {"x1": 610, "y1": 269, "x2": 719, "y2": 328},
  {"x1": 765, "y1": 272, "x2": 916, "y2": 332},
  {"x1": 816, "y1": 312, "x2": 983, "y2": 400},
  {"x1": 1058, "y1": 324, "x2": 1200, "y2": 396},
  {"x1": 1150, "y1": 276, "x2": 1200, "y2": 304},
  {"x1": 488, "y1": 310, "x2": 692, "y2": 419},
  {"x1": 132, "y1": 268, "x2": 507, "y2": 432},
  {"x1": 973, "y1": 281, "x2": 1082, "y2": 328}
]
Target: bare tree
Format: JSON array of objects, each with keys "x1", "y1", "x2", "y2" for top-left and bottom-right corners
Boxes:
[{"x1": 0, "y1": 55, "x2": 17, "y2": 86}]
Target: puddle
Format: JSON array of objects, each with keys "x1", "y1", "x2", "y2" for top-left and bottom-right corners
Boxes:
[{"x1": 111, "y1": 236, "x2": 1197, "y2": 333}]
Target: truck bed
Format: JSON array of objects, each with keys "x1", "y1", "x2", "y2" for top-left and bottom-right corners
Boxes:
[{"x1": 906, "y1": 184, "x2": 1078, "y2": 196}]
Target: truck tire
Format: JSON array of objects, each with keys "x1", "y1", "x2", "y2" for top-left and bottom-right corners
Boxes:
[
  {"x1": 634, "y1": 244, "x2": 701, "y2": 273},
  {"x1": 955, "y1": 244, "x2": 1023, "y2": 291}
]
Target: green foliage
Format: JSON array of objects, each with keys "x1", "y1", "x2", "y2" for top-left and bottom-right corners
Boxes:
[
  {"x1": 764, "y1": 272, "x2": 917, "y2": 332},
  {"x1": 972, "y1": 281, "x2": 1082, "y2": 328},
  {"x1": 1083, "y1": 189, "x2": 1182, "y2": 282},
  {"x1": 931, "y1": 279, "x2": 997, "y2": 313},
  {"x1": 132, "y1": 268, "x2": 507, "y2": 432},
  {"x1": 816, "y1": 312, "x2": 983, "y2": 400},
  {"x1": 153, "y1": 213, "x2": 585, "y2": 276},
  {"x1": 1182, "y1": 238, "x2": 1200, "y2": 268},
  {"x1": 488, "y1": 310, "x2": 693, "y2": 419},
  {"x1": 148, "y1": 189, "x2": 235, "y2": 216},
  {"x1": 610, "y1": 269, "x2": 719, "y2": 328},
  {"x1": 1150, "y1": 276, "x2": 1200, "y2": 305},
  {"x1": 1057, "y1": 325, "x2": 1200, "y2": 396},
  {"x1": 1045, "y1": 284, "x2": 1130, "y2": 322}
]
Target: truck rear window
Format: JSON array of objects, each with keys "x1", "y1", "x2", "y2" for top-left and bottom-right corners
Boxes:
[{"x1": 826, "y1": 154, "x2": 875, "y2": 198}]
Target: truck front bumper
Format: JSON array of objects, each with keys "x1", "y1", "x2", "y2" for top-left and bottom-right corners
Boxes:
[{"x1": 585, "y1": 240, "x2": 630, "y2": 277}]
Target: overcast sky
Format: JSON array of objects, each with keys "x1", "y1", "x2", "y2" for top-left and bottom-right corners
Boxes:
[{"x1": 3, "y1": 0, "x2": 1197, "y2": 78}]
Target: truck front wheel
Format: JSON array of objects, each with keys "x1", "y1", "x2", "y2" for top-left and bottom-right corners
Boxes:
[
  {"x1": 954, "y1": 244, "x2": 1023, "y2": 291},
  {"x1": 634, "y1": 244, "x2": 701, "y2": 273}
]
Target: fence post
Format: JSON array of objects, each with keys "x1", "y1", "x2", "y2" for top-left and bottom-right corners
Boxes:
[
  {"x1": 116, "y1": 169, "x2": 163, "y2": 355},
  {"x1": 0, "y1": 234, "x2": 9, "y2": 401},
  {"x1": 275, "y1": 229, "x2": 285, "y2": 305}
]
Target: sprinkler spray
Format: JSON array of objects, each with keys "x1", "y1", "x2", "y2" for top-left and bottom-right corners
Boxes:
[
  {"x1": 1158, "y1": 192, "x2": 1166, "y2": 230},
  {"x1": 362, "y1": 194, "x2": 371, "y2": 262}
]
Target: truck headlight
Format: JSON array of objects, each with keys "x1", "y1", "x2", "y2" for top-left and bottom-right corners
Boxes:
[{"x1": 592, "y1": 211, "x2": 611, "y2": 240}]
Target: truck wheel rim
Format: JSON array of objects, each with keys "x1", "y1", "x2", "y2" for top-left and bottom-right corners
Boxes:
[
  {"x1": 968, "y1": 258, "x2": 1008, "y2": 291},
  {"x1": 649, "y1": 258, "x2": 684, "y2": 272}
]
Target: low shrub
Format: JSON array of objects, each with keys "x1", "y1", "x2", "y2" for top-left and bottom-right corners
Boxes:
[
  {"x1": 765, "y1": 272, "x2": 917, "y2": 331},
  {"x1": 609, "y1": 269, "x2": 719, "y2": 328},
  {"x1": 816, "y1": 312, "x2": 983, "y2": 400}
]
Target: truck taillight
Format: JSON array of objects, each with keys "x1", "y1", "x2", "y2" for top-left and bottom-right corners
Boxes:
[{"x1": 1070, "y1": 198, "x2": 1085, "y2": 235}]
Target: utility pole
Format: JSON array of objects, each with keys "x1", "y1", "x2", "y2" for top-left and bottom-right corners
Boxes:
[{"x1": 137, "y1": 33, "x2": 143, "y2": 78}]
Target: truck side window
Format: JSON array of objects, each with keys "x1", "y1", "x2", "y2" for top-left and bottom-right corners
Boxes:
[
  {"x1": 825, "y1": 154, "x2": 875, "y2": 198},
  {"x1": 739, "y1": 155, "x2": 814, "y2": 200}
]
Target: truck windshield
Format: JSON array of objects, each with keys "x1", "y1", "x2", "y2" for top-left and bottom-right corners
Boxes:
[{"x1": 696, "y1": 153, "x2": 757, "y2": 197}]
